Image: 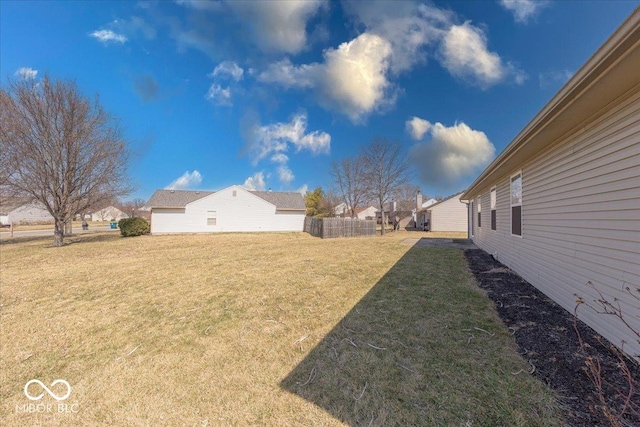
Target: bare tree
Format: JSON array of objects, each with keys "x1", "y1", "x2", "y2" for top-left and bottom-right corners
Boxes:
[
  {"x1": 330, "y1": 156, "x2": 369, "y2": 218},
  {"x1": 361, "y1": 138, "x2": 411, "y2": 235},
  {"x1": 0, "y1": 75, "x2": 132, "y2": 246},
  {"x1": 120, "y1": 198, "x2": 147, "y2": 218},
  {"x1": 393, "y1": 184, "x2": 421, "y2": 204}
]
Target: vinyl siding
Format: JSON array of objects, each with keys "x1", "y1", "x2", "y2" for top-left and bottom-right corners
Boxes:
[
  {"x1": 151, "y1": 186, "x2": 304, "y2": 234},
  {"x1": 429, "y1": 194, "x2": 468, "y2": 232},
  {"x1": 471, "y1": 89, "x2": 640, "y2": 356}
]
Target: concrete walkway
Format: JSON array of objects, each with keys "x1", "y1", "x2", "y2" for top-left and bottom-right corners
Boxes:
[{"x1": 401, "y1": 237, "x2": 477, "y2": 250}]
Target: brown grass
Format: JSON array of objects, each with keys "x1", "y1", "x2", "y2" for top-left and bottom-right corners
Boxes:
[{"x1": 0, "y1": 231, "x2": 562, "y2": 426}]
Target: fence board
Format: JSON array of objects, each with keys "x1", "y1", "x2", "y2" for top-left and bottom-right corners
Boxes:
[{"x1": 304, "y1": 217, "x2": 376, "y2": 239}]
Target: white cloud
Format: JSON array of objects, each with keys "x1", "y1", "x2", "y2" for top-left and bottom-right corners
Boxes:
[
  {"x1": 270, "y1": 153, "x2": 289, "y2": 164},
  {"x1": 499, "y1": 0, "x2": 548, "y2": 24},
  {"x1": 259, "y1": 33, "x2": 394, "y2": 123},
  {"x1": 296, "y1": 184, "x2": 309, "y2": 196},
  {"x1": 258, "y1": 58, "x2": 317, "y2": 88},
  {"x1": 342, "y1": 2, "x2": 450, "y2": 74},
  {"x1": 243, "y1": 172, "x2": 266, "y2": 191},
  {"x1": 439, "y1": 22, "x2": 525, "y2": 88},
  {"x1": 227, "y1": 0, "x2": 327, "y2": 54},
  {"x1": 90, "y1": 29, "x2": 128, "y2": 44},
  {"x1": 15, "y1": 67, "x2": 37, "y2": 80},
  {"x1": 166, "y1": 170, "x2": 203, "y2": 190},
  {"x1": 277, "y1": 165, "x2": 295, "y2": 183},
  {"x1": 409, "y1": 119, "x2": 495, "y2": 189},
  {"x1": 539, "y1": 69, "x2": 573, "y2": 89},
  {"x1": 175, "y1": 0, "x2": 223, "y2": 11},
  {"x1": 205, "y1": 84, "x2": 232, "y2": 106},
  {"x1": 406, "y1": 116, "x2": 432, "y2": 140},
  {"x1": 210, "y1": 61, "x2": 244, "y2": 81},
  {"x1": 249, "y1": 112, "x2": 330, "y2": 164}
]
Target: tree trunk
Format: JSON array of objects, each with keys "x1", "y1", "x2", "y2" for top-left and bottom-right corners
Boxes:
[
  {"x1": 64, "y1": 219, "x2": 72, "y2": 237},
  {"x1": 380, "y1": 210, "x2": 386, "y2": 236},
  {"x1": 54, "y1": 219, "x2": 65, "y2": 247}
]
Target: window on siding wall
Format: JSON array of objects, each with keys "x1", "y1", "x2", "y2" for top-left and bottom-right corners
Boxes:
[
  {"x1": 477, "y1": 196, "x2": 481, "y2": 227},
  {"x1": 207, "y1": 211, "x2": 217, "y2": 226},
  {"x1": 490, "y1": 187, "x2": 496, "y2": 231},
  {"x1": 511, "y1": 173, "x2": 522, "y2": 236}
]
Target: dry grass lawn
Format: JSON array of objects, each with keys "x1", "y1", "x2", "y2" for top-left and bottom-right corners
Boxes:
[{"x1": 0, "y1": 231, "x2": 562, "y2": 426}]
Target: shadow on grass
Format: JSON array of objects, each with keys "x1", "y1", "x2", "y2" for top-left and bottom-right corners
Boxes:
[
  {"x1": 0, "y1": 232, "x2": 120, "y2": 246},
  {"x1": 280, "y1": 242, "x2": 559, "y2": 426}
]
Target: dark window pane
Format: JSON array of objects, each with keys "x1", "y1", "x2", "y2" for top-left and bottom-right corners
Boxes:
[
  {"x1": 512, "y1": 206, "x2": 522, "y2": 235},
  {"x1": 491, "y1": 210, "x2": 496, "y2": 230},
  {"x1": 478, "y1": 212, "x2": 481, "y2": 227}
]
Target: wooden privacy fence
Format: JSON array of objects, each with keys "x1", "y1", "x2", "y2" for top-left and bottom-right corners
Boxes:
[{"x1": 304, "y1": 217, "x2": 376, "y2": 239}]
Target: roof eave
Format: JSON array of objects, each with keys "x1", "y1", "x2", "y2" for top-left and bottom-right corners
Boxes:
[{"x1": 461, "y1": 8, "x2": 640, "y2": 201}]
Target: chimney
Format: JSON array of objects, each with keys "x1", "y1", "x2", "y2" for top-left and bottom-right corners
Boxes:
[{"x1": 416, "y1": 190, "x2": 423, "y2": 210}]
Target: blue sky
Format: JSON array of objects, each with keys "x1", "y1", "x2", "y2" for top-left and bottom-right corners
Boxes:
[{"x1": 1, "y1": 0, "x2": 637, "y2": 201}]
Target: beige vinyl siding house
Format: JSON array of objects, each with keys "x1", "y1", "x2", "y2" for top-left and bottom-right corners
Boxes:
[
  {"x1": 461, "y1": 9, "x2": 640, "y2": 357},
  {"x1": 147, "y1": 185, "x2": 306, "y2": 234},
  {"x1": 425, "y1": 193, "x2": 468, "y2": 233}
]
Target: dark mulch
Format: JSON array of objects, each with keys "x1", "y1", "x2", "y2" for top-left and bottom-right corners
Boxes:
[{"x1": 464, "y1": 249, "x2": 640, "y2": 427}]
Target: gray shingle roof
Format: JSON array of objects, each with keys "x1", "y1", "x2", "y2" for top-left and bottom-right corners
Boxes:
[
  {"x1": 250, "y1": 191, "x2": 306, "y2": 210},
  {"x1": 146, "y1": 188, "x2": 305, "y2": 210},
  {"x1": 146, "y1": 189, "x2": 214, "y2": 208}
]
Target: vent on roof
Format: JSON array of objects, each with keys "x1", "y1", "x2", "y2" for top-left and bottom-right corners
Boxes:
[
  {"x1": 195, "y1": 191, "x2": 200, "y2": 194},
  {"x1": 170, "y1": 190, "x2": 175, "y2": 193},
  {"x1": 268, "y1": 188, "x2": 272, "y2": 192}
]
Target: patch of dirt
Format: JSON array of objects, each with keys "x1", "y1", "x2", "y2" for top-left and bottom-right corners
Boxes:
[{"x1": 464, "y1": 249, "x2": 640, "y2": 427}]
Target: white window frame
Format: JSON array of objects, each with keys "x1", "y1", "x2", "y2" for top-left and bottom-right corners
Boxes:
[
  {"x1": 510, "y1": 172, "x2": 523, "y2": 237},
  {"x1": 490, "y1": 186, "x2": 496, "y2": 231},
  {"x1": 207, "y1": 211, "x2": 217, "y2": 226}
]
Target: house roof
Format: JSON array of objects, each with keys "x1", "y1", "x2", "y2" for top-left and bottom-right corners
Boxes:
[
  {"x1": 146, "y1": 187, "x2": 306, "y2": 210},
  {"x1": 418, "y1": 192, "x2": 464, "y2": 213},
  {"x1": 461, "y1": 8, "x2": 640, "y2": 201},
  {"x1": 250, "y1": 191, "x2": 306, "y2": 210},
  {"x1": 146, "y1": 189, "x2": 214, "y2": 208}
]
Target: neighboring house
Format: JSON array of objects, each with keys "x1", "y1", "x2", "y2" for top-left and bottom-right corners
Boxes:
[
  {"x1": 146, "y1": 185, "x2": 306, "y2": 234},
  {"x1": 460, "y1": 9, "x2": 640, "y2": 357},
  {"x1": 414, "y1": 193, "x2": 438, "y2": 228},
  {"x1": 334, "y1": 202, "x2": 349, "y2": 216},
  {"x1": 378, "y1": 200, "x2": 415, "y2": 229},
  {"x1": 91, "y1": 206, "x2": 129, "y2": 222},
  {"x1": 420, "y1": 193, "x2": 467, "y2": 232},
  {"x1": 354, "y1": 206, "x2": 378, "y2": 220},
  {"x1": 6, "y1": 203, "x2": 54, "y2": 224}
]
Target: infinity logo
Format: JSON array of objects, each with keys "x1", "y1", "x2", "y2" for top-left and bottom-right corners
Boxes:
[{"x1": 24, "y1": 379, "x2": 71, "y2": 401}]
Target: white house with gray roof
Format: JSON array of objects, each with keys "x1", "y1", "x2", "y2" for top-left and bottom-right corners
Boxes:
[{"x1": 146, "y1": 185, "x2": 306, "y2": 234}]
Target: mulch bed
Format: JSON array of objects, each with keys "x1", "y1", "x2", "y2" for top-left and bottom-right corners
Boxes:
[{"x1": 464, "y1": 249, "x2": 640, "y2": 427}]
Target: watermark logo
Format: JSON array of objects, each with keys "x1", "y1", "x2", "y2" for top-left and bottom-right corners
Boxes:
[
  {"x1": 17, "y1": 379, "x2": 78, "y2": 414},
  {"x1": 24, "y1": 379, "x2": 71, "y2": 401}
]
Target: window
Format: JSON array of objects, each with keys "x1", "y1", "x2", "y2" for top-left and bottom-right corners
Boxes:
[
  {"x1": 232, "y1": 190, "x2": 237, "y2": 197},
  {"x1": 477, "y1": 196, "x2": 481, "y2": 227},
  {"x1": 511, "y1": 173, "x2": 522, "y2": 236},
  {"x1": 207, "y1": 211, "x2": 217, "y2": 226},
  {"x1": 490, "y1": 187, "x2": 496, "y2": 231}
]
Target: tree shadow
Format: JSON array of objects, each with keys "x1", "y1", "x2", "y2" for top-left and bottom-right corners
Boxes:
[
  {"x1": 280, "y1": 241, "x2": 555, "y2": 426},
  {"x1": 0, "y1": 232, "x2": 120, "y2": 247}
]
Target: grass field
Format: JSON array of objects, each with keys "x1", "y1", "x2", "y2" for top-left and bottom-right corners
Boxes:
[{"x1": 0, "y1": 231, "x2": 562, "y2": 426}]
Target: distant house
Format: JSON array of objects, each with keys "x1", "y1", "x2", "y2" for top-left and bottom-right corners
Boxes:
[
  {"x1": 91, "y1": 206, "x2": 129, "y2": 222},
  {"x1": 378, "y1": 200, "x2": 415, "y2": 229},
  {"x1": 6, "y1": 203, "x2": 54, "y2": 225},
  {"x1": 460, "y1": 9, "x2": 640, "y2": 356},
  {"x1": 419, "y1": 193, "x2": 467, "y2": 232},
  {"x1": 334, "y1": 202, "x2": 349, "y2": 216},
  {"x1": 146, "y1": 185, "x2": 306, "y2": 234},
  {"x1": 353, "y1": 206, "x2": 378, "y2": 220},
  {"x1": 413, "y1": 193, "x2": 438, "y2": 229}
]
